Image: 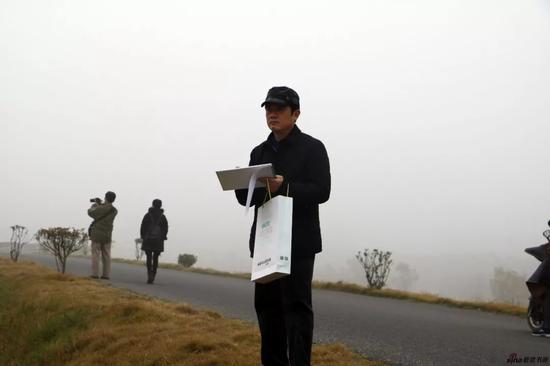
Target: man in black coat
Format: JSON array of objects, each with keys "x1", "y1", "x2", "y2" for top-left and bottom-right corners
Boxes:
[{"x1": 235, "y1": 86, "x2": 331, "y2": 365}]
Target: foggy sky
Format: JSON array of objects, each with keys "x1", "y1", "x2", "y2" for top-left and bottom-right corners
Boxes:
[{"x1": 2, "y1": 0, "x2": 549, "y2": 301}]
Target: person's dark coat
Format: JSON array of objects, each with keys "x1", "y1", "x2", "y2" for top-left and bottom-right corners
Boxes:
[
  {"x1": 526, "y1": 244, "x2": 550, "y2": 290},
  {"x1": 235, "y1": 125, "x2": 331, "y2": 258},
  {"x1": 140, "y1": 207, "x2": 168, "y2": 252}
]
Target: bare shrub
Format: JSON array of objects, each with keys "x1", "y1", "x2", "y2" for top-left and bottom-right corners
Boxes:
[
  {"x1": 178, "y1": 254, "x2": 198, "y2": 268},
  {"x1": 355, "y1": 248, "x2": 393, "y2": 289},
  {"x1": 35, "y1": 227, "x2": 88, "y2": 273},
  {"x1": 9, "y1": 225, "x2": 28, "y2": 262},
  {"x1": 81, "y1": 241, "x2": 90, "y2": 256},
  {"x1": 390, "y1": 262, "x2": 419, "y2": 291},
  {"x1": 75, "y1": 241, "x2": 90, "y2": 256}
]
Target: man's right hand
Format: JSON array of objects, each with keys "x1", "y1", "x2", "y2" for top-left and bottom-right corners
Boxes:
[{"x1": 259, "y1": 175, "x2": 284, "y2": 193}]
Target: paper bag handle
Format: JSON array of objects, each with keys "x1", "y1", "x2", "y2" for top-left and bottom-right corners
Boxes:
[
  {"x1": 263, "y1": 178, "x2": 290, "y2": 205},
  {"x1": 266, "y1": 179, "x2": 272, "y2": 200}
]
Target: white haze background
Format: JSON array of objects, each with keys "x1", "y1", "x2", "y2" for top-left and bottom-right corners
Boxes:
[{"x1": 2, "y1": 0, "x2": 549, "y2": 302}]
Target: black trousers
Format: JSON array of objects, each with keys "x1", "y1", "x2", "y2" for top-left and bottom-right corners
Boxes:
[
  {"x1": 545, "y1": 289, "x2": 550, "y2": 329},
  {"x1": 254, "y1": 255, "x2": 315, "y2": 366},
  {"x1": 145, "y1": 251, "x2": 160, "y2": 273}
]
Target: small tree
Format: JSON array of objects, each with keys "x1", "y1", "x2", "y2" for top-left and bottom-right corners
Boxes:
[
  {"x1": 35, "y1": 227, "x2": 88, "y2": 273},
  {"x1": 135, "y1": 238, "x2": 144, "y2": 261},
  {"x1": 356, "y1": 248, "x2": 393, "y2": 289},
  {"x1": 490, "y1": 266, "x2": 528, "y2": 305},
  {"x1": 80, "y1": 241, "x2": 90, "y2": 256},
  {"x1": 75, "y1": 241, "x2": 90, "y2": 256},
  {"x1": 390, "y1": 262, "x2": 419, "y2": 291},
  {"x1": 9, "y1": 225, "x2": 28, "y2": 262},
  {"x1": 178, "y1": 254, "x2": 198, "y2": 268}
]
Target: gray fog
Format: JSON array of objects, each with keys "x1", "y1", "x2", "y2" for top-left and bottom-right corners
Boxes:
[{"x1": 2, "y1": 0, "x2": 549, "y2": 303}]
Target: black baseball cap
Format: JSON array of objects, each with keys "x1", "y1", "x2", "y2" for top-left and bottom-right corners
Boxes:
[{"x1": 260, "y1": 86, "x2": 300, "y2": 109}]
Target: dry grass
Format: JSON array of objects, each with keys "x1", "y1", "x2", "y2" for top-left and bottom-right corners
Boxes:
[
  {"x1": 312, "y1": 280, "x2": 526, "y2": 316},
  {"x1": 0, "y1": 258, "x2": 382, "y2": 366},
  {"x1": 112, "y1": 257, "x2": 526, "y2": 317}
]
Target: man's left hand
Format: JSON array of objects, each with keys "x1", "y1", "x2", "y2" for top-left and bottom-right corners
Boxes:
[{"x1": 264, "y1": 175, "x2": 284, "y2": 193}]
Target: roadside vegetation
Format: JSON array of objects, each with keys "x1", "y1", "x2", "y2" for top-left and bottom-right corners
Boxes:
[
  {"x1": 311, "y1": 280, "x2": 526, "y2": 316},
  {"x1": 8, "y1": 225, "x2": 28, "y2": 262},
  {"x1": 111, "y1": 257, "x2": 526, "y2": 317},
  {"x1": 0, "y1": 257, "x2": 383, "y2": 366}
]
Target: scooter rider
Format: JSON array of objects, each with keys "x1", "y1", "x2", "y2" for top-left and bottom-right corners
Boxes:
[{"x1": 529, "y1": 221, "x2": 550, "y2": 337}]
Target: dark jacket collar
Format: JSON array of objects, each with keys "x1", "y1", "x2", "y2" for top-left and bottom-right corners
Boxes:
[
  {"x1": 265, "y1": 125, "x2": 301, "y2": 150},
  {"x1": 148, "y1": 207, "x2": 164, "y2": 216}
]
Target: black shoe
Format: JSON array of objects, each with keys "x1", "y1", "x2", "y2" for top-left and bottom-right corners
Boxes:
[
  {"x1": 531, "y1": 328, "x2": 550, "y2": 337},
  {"x1": 100, "y1": 276, "x2": 110, "y2": 280},
  {"x1": 147, "y1": 271, "x2": 153, "y2": 284},
  {"x1": 90, "y1": 275, "x2": 99, "y2": 279}
]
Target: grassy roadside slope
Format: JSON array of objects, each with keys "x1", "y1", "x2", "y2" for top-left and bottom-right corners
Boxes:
[
  {"x1": 111, "y1": 257, "x2": 526, "y2": 317},
  {"x1": 0, "y1": 258, "x2": 383, "y2": 366}
]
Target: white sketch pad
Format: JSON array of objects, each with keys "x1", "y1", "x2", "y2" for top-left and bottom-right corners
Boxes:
[{"x1": 216, "y1": 164, "x2": 274, "y2": 191}]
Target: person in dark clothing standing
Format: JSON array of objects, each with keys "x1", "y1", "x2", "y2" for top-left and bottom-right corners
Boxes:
[
  {"x1": 235, "y1": 86, "x2": 331, "y2": 366},
  {"x1": 140, "y1": 199, "x2": 168, "y2": 284},
  {"x1": 530, "y1": 221, "x2": 550, "y2": 337}
]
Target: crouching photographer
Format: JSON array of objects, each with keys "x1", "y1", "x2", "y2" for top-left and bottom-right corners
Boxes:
[{"x1": 87, "y1": 191, "x2": 118, "y2": 279}]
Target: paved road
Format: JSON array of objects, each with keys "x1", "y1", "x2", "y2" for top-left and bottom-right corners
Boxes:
[{"x1": 3, "y1": 248, "x2": 549, "y2": 366}]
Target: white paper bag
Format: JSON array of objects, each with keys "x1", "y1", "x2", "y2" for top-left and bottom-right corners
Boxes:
[{"x1": 251, "y1": 195, "x2": 293, "y2": 283}]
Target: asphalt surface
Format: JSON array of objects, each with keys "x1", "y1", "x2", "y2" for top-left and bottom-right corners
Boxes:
[{"x1": 2, "y1": 248, "x2": 549, "y2": 366}]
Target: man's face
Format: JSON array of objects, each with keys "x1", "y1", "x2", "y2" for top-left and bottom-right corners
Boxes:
[{"x1": 265, "y1": 103, "x2": 300, "y2": 135}]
